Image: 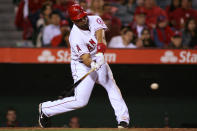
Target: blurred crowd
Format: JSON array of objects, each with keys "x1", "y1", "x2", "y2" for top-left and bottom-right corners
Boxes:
[
  {"x1": 13, "y1": 0, "x2": 197, "y2": 49},
  {"x1": 0, "y1": 107, "x2": 80, "y2": 127}
]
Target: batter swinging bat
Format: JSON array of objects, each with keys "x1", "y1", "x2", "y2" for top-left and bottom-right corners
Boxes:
[{"x1": 59, "y1": 68, "x2": 96, "y2": 99}]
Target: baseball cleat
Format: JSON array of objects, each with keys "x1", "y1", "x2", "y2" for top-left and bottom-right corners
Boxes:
[
  {"x1": 118, "y1": 121, "x2": 129, "y2": 128},
  {"x1": 38, "y1": 104, "x2": 51, "y2": 128}
]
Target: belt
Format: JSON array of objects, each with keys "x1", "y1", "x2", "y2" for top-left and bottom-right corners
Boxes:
[{"x1": 71, "y1": 59, "x2": 83, "y2": 63}]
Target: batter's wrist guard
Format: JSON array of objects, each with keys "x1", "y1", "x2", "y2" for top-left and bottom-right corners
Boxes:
[{"x1": 97, "y1": 43, "x2": 106, "y2": 54}]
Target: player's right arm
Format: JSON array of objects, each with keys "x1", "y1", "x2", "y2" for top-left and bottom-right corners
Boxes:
[
  {"x1": 80, "y1": 54, "x2": 101, "y2": 70},
  {"x1": 80, "y1": 54, "x2": 92, "y2": 67}
]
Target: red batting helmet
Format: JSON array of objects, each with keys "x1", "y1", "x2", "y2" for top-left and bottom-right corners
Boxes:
[{"x1": 68, "y1": 4, "x2": 87, "y2": 21}]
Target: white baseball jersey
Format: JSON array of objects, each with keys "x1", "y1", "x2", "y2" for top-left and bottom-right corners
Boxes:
[{"x1": 69, "y1": 15, "x2": 107, "y2": 61}]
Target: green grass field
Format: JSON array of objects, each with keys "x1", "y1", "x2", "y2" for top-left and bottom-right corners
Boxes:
[{"x1": 0, "y1": 128, "x2": 197, "y2": 131}]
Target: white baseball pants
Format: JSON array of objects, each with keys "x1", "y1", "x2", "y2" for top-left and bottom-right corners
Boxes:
[{"x1": 42, "y1": 60, "x2": 130, "y2": 124}]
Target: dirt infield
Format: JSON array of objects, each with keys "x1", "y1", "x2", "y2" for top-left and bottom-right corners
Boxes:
[{"x1": 0, "y1": 128, "x2": 197, "y2": 131}]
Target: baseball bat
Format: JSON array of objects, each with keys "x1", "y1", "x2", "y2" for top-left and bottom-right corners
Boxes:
[{"x1": 59, "y1": 68, "x2": 96, "y2": 99}]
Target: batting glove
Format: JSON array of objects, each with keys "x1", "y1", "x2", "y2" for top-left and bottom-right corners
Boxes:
[
  {"x1": 90, "y1": 61, "x2": 100, "y2": 71},
  {"x1": 91, "y1": 53, "x2": 105, "y2": 71},
  {"x1": 95, "y1": 53, "x2": 105, "y2": 66}
]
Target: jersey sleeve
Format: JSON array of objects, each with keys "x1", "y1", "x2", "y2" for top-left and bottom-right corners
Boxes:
[
  {"x1": 69, "y1": 37, "x2": 90, "y2": 58},
  {"x1": 92, "y1": 16, "x2": 108, "y2": 32}
]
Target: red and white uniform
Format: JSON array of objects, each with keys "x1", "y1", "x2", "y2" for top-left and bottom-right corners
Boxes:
[
  {"x1": 41, "y1": 15, "x2": 130, "y2": 124},
  {"x1": 70, "y1": 16, "x2": 107, "y2": 61}
]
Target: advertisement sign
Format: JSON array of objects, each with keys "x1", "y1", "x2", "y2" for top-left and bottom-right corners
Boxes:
[{"x1": 0, "y1": 48, "x2": 197, "y2": 64}]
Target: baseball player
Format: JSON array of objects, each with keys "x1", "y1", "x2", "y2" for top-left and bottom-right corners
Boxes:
[{"x1": 39, "y1": 4, "x2": 130, "y2": 128}]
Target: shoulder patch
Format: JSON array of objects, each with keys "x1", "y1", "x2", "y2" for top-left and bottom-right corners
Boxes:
[{"x1": 96, "y1": 18, "x2": 104, "y2": 25}]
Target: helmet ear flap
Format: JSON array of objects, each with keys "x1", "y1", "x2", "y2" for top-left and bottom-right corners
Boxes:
[{"x1": 68, "y1": 4, "x2": 87, "y2": 21}]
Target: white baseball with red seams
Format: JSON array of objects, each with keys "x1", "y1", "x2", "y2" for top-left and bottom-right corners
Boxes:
[{"x1": 41, "y1": 15, "x2": 130, "y2": 124}]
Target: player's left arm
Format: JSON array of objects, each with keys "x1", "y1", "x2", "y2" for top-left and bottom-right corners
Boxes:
[
  {"x1": 93, "y1": 29, "x2": 107, "y2": 68},
  {"x1": 95, "y1": 29, "x2": 107, "y2": 54}
]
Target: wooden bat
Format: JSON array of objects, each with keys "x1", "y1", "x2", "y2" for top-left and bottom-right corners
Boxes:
[{"x1": 59, "y1": 68, "x2": 96, "y2": 99}]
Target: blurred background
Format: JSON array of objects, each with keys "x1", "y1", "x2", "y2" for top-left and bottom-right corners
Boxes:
[{"x1": 0, "y1": 0, "x2": 197, "y2": 128}]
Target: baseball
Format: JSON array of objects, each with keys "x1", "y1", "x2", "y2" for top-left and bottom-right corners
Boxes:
[{"x1": 150, "y1": 83, "x2": 159, "y2": 90}]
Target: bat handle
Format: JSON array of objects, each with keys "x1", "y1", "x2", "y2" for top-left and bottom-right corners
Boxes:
[
  {"x1": 80, "y1": 68, "x2": 96, "y2": 79},
  {"x1": 88, "y1": 68, "x2": 96, "y2": 73}
]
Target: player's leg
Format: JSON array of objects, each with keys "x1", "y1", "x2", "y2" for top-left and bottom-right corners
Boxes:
[
  {"x1": 96, "y1": 63, "x2": 130, "y2": 127},
  {"x1": 41, "y1": 74, "x2": 96, "y2": 116},
  {"x1": 39, "y1": 61, "x2": 97, "y2": 127}
]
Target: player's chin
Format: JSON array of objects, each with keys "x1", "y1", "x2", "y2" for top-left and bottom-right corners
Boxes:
[
  {"x1": 82, "y1": 21, "x2": 88, "y2": 26},
  {"x1": 79, "y1": 24, "x2": 88, "y2": 29}
]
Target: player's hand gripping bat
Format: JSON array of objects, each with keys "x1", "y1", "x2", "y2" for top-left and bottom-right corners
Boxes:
[{"x1": 58, "y1": 68, "x2": 96, "y2": 99}]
